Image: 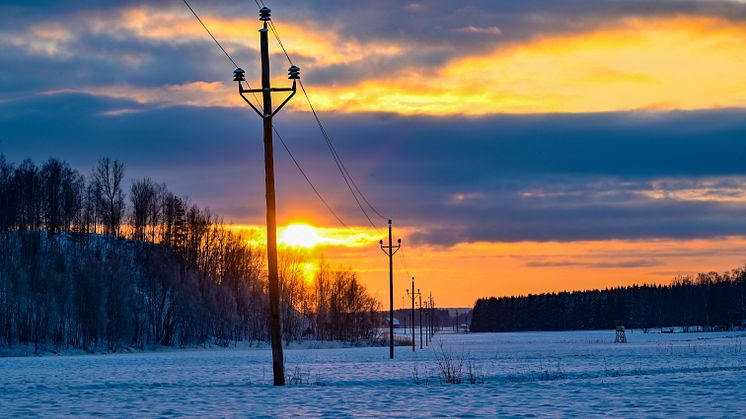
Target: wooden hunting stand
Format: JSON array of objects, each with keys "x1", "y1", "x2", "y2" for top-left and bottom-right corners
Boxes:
[{"x1": 614, "y1": 320, "x2": 627, "y2": 343}]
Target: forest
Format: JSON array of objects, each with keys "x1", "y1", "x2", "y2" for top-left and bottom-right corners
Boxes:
[
  {"x1": 0, "y1": 155, "x2": 381, "y2": 352},
  {"x1": 471, "y1": 270, "x2": 746, "y2": 333}
]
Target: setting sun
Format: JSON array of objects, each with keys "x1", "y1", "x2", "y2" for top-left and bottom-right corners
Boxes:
[
  {"x1": 278, "y1": 224, "x2": 324, "y2": 248},
  {"x1": 239, "y1": 223, "x2": 384, "y2": 250}
]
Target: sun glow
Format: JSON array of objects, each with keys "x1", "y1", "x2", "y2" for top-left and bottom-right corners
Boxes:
[
  {"x1": 235, "y1": 223, "x2": 385, "y2": 250},
  {"x1": 279, "y1": 224, "x2": 325, "y2": 249}
]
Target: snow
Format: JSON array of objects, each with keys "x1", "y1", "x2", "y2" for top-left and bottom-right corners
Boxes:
[{"x1": 2, "y1": 330, "x2": 745, "y2": 417}]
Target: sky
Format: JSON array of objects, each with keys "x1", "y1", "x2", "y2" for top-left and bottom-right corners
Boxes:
[{"x1": 3, "y1": 0, "x2": 746, "y2": 307}]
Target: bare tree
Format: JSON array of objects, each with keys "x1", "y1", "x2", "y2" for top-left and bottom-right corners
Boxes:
[
  {"x1": 14, "y1": 159, "x2": 40, "y2": 231},
  {"x1": 279, "y1": 249, "x2": 310, "y2": 344},
  {"x1": 148, "y1": 182, "x2": 166, "y2": 242},
  {"x1": 91, "y1": 157, "x2": 125, "y2": 237},
  {"x1": 61, "y1": 167, "x2": 84, "y2": 233},
  {"x1": 130, "y1": 178, "x2": 156, "y2": 241},
  {"x1": 0, "y1": 155, "x2": 17, "y2": 231}
]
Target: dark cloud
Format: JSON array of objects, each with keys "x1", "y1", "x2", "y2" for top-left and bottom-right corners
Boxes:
[{"x1": 4, "y1": 93, "x2": 746, "y2": 244}]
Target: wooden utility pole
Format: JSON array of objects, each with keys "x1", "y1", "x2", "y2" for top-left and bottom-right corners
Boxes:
[
  {"x1": 234, "y1": 6, "x2": 300, "y2": 386},
  {"x1": 406, "y1": 277, "x2": 419, "y2": 352},
  {"x1": 418, "y1": 292, "x2": 423, "y2": 349},
  {"x1": 424, "y1": 301, "x2": 429, "y2": 346},
  {"x1": 430, "y1": 292, "x2": 434, "y2": 338},
  {"x1": 380, "y1": 220, "x2": 400, "y2": 359}
]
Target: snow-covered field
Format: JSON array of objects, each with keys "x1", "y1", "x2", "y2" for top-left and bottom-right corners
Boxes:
[{"x1": 2, "y1": 330, "x2": 745, "y2": 417}]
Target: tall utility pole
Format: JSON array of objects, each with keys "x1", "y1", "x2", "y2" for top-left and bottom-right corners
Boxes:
[
  {"x1": 233, "y1": 6, "x2": 300, "y2": 386},
  {"x1": 406, "y1": 277, "x2": 420, "y2": 352},
  {"x1": 380, "y1": 219, "x2": 400, "y2": 359}
]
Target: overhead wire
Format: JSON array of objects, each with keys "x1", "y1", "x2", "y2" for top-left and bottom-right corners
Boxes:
[
  {"x1": 273, "y1": 126, "x2": 351, "y2": 229},
  {"x1": 281, "y1": 28, "x2": 388, "y2": 223},
  {"x1": 182, "y1": 0, "x2": 239, "y2": 68},
  {"x1": 181, "y1": 0, "x2": 262, "y2": 110},
  {"x1": 181, "y1": 0, "x2": 352, "y2": 231},
  {"x1": 257, "y1": 1, "x2": 424, "y2": 300},
  {"x1": 399, "y1": 243, "x2": 412, "y2": 280},
  {"x1": 299, "y1": 79, "x2": 387, "y2": 226},
  {"x1": 259, "y1": 0, "x2": 426, "y2": 305},
  {"x1": 259, "y1": 4, "x2": 389, "y2": 228}
]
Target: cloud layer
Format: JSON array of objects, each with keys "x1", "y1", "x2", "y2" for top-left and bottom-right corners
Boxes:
[{"x1": 3, "y1": 0, "x2": 746, "y2": 249}]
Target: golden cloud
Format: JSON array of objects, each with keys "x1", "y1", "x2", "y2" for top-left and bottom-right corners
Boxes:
[
  {"x1": 302, "y1": 16, "x2": 746, "y2": 115},
  {"x1": 35, "y1": 14, "x2": 746, "y2": 116},
  {"x1": 113, "y1": 6, "x2": 400, "y2": 65}
]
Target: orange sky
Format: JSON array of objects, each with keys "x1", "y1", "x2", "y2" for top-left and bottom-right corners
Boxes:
[{"x1": 234, "y1": 224, "x2": 746, "y2": 308}]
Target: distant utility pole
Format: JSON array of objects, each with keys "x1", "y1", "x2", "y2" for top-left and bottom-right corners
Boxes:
[
  {"x1": 428, "y1": 293, "x2": 432, "y2": 339},
  {"x1": 418, "y1": 292, "x2": 423, "y2": 349},
  {"x1": 400, "y1": 296, "x2": 406, "y2": 333},
  {"x1": 424, "y1": 301, "x2": 429, "y2": 346},
  {"x1": 430, "y1": 292, "x2": 435, "y2": 338},
  {"x1": 380, "y1": 219, "x2": 400, "y2": 359},
  {"x1": 233, "y1": 6, "x2": 300, "y2": 386},
  {"x1": 406, "y1": 277, "x2": 420, "y2": 352}
]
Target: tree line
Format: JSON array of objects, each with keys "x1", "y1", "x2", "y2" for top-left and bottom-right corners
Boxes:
[
  {"x1": 0, "y1": 155, "x2": 381, "y2": 352},
  {"x1": 471, "y1": 268, "x2": 746, "y2": 333}
]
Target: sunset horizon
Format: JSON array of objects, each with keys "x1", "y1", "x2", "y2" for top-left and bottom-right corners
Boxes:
[
  {"x1": 6, "y1": 1, "x2": 746, "y2": 312},
  {"x1": 3, "y1": 0, "x2": 746, "y2": 415}
]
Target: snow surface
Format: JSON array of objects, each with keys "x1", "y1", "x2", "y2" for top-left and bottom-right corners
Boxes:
[{"x1": 1, "y1": 330, "x2": 745, "y2": 417}]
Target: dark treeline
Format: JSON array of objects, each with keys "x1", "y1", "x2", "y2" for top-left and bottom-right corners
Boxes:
[
  {"x1": 0, "y1": 156, "x2": 380, "y2": 352},
  {"x1": 471, "y1": 268, "x2": 746, "y2": 333}
]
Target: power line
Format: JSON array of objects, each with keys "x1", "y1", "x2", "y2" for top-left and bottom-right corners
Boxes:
[
  {"x1": 182, "y1": 0, "x2": 239, "y2": 69},
  {"x1": 399, "y1": 242, "x2": 412, "y2": 279},
  {"x1": 250, "y1": 1, "x2": 386, "y2": 229},
  {"x1": 260, "y1": 2, "x2": 426, "y2": 327},
  {"x1": 299, "y1": 79, "x2": 387, "y2": 225},
  {"x1": 274, "y1": 21, "x2": 388, "y2": 222},
  {"x1": 273, "y1": 126, "x2": 352, "y2": 230},
  {"x1": 269, "y1": 23, "x2": 381, "y2": 231},
  {"x1": 181, "y1": 0, "x2": 353, "y2": 231},
  {"x1": 262, "y1": 11, "x2": 389, "y2": 225},
  {"x1": 182, "y1": 0, "x2": 262, "y2": 110},
  {"x1": 260, "y1": 2, "x2": 424, "y2": 331}
]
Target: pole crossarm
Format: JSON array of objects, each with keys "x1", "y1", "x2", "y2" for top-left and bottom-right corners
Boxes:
[
  {"x1": 239, "y1": 81, "x2": 297, "y2": 119},
  {"x1": 270, "y1": 86, "x2": 296, "y2": 118},
  {"x1": 238, "y1": 86, "x2": 264, "y2": 119},
  {"x1": 242, "y1": 87, "x2": 296, "y2": 93},
  {"x1": 380, "y1": 241, "x2": 401, "y2": 256}
]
